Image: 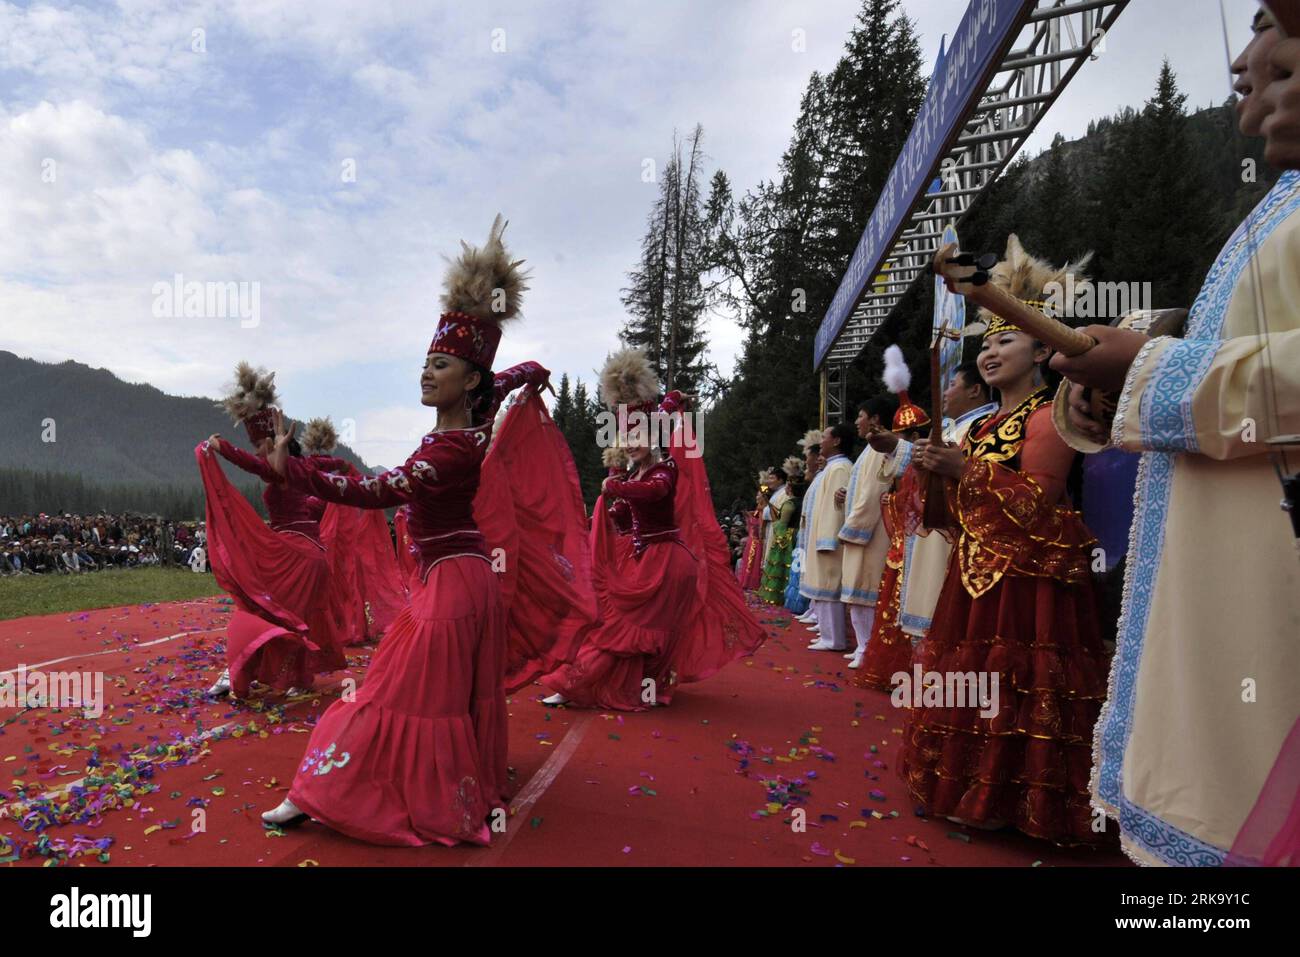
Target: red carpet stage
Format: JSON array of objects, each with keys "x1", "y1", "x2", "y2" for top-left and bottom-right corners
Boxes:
[{"x1": 0, "y1": 596, "x2": 1127, "y2": 867}]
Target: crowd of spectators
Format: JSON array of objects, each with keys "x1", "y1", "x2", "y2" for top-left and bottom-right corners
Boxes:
[{"x1": 0, "y1": 512, "x2": 207, "y2": 576}]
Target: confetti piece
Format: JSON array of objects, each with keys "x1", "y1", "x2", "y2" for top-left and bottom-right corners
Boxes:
[
  {"x1": 298, "y1": 859, "x2": 319, "y2": 867},
  {"x1": 810, "y1": 842, "x2": 832, "y2": 856},
  {"x1": 834, "y1": 850, "x2": 856, "y2": 864}
]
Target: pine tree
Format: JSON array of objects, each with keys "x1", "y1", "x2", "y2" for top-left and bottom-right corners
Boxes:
[
  {"x1": 552, "y1": 373, "x2": 574, "y2": 435},
  {"x1": 621, "y1": 126, "x2": 713, "y2": 395},
  {"x1": 1113, "y1": 61, "x2": 1212, "y2": 308},
  {"x1": 700, "y1": 0, "x2": 926, "y2": 508}
]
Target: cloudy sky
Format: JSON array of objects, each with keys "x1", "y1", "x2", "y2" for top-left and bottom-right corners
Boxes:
[{"x1": 0, "y1": 0, "x2": 1254, "y2": 467}]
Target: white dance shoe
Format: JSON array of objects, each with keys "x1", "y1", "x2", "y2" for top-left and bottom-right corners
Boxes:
[
  {"x1": 847, "y1": 653, "x2": 864, "y2": 669},
  {"x1": 797, "y1": 611, "x2": 817, "y2": 623},
  {"x1": 842, "y1": 651, "x2": 858, "y2": 659},
  {"x1": 541, "y1": 693, "x2": 568, "y2": 706},
  {"x1": 806, "y1": 641, "x2": 846, "y2": 652},
  {"x1": 262, "y1": 798, "x2": 307, "y2": 827},
  {"x1": 206, "y1": 669, "x2": 231, "y2": 698}
]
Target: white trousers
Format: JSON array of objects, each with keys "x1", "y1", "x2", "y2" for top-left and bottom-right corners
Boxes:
[
  {"x1": 814, "y1": 599, "x2": 847, "y2": 650},
  {"x1": 849, "y1": 604, "x2": 876, "y2": 655}
]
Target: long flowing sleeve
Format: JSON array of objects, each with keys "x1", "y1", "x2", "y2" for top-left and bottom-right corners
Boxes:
[
  {"x1": 813, "y1": 461, "x2": 850, "y2": 552},
  {"x1": 1106, "y1": 330, "x2": 1300, "y2": 460},
  {"x1": 658, "y1": 390, "x2": 687, "y2": 415},
  {"x1": 605, "y1": 467, "x2": 674, "y2": 503},
  {"x1": 281, "y1": 434, "x2": 472, "y2": 509},
  {"x1": 217, "y1": 443, "x2": 279, "y2": 483},
  {"x1": 308, "y1": 454, "x2": 353, "y2": 474},
  {"x1": 491, "y1": 362, "x2": 550, "y2": 412},
  {"x1": 839, "y1": 451, "x2": 885, "y2": 543}
]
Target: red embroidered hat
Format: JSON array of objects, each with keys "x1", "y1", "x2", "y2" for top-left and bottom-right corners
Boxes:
[
  {"x1": 242, "y1": 408, "x2": 278, "y2": 444},
  {"x1": 882, "y1": 344, "x2": 930, "y2": 432},
  {"x1": 428, "y1": 311, "x2": 502, "y2": 371},
  {"x1": 429, "y1": 215, "x2": 529, "y2": 373}
]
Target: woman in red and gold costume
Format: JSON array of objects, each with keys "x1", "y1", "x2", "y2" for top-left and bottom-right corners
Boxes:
[
  {"x1": 900, "y1": 239, "x2": 1108, "y2": 845},
  {"x1": 540, "y1": 348, "x2": 766, "y2": 711},
  {"x1": 259, "y1": 217, "x2": 554, "y2": 845},
  {"x1": 199, "y1": 369, "x2": 357, "y2": 699}
]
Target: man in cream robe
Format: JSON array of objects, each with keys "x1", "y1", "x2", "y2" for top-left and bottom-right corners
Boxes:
[
  {"x1": 800, "y1": 424, "x2": 855, "y2": 651},
  {"x1": 1052, "y1": 167, "x2": 1300, "y2": 865},
  {"x1": 838, "y1": 397, "x2": 902, "y2": 666},
  {"x1": 899, "y1": 367, "x2": 997, "y2": 639}
]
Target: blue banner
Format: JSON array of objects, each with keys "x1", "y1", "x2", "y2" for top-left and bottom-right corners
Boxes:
[
  {"x1": 814, "y1": 0, "x2": 1035, "y2": 369},
  {"x1": 933, "y1": 222, "x2": 966, "y2": 395}
]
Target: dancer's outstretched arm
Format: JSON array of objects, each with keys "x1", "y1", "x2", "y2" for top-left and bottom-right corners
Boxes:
[
  {"x1": 268, "y1": 409, "x2": 467, "y2": 510},
  {"x1": 489, "y1": 361, "x2": 551, "y2": 414},
  {"x1": 603, "y1": 462, "x2": 675, "y2": 503},
  {"x1": 206, "y1": 435, "x2": 279, "y2": 483}
]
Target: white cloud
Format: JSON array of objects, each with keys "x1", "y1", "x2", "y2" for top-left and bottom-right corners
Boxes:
[{"x1": 0, "y1": 0, "x2": 1244, "y2": 470}]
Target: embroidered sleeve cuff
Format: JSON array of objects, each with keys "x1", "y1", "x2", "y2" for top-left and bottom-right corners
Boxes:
[
  {"x1": 1113, "y1": 337, "x2": 1220, "y2": 453},
  {"x1": 838, "y1": 525, "x2": 874, "y2": 544}
]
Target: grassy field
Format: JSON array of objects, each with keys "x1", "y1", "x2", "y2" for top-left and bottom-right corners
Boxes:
[{"x1": 0, "y1": 567, "x2": 225, "y2": 621}]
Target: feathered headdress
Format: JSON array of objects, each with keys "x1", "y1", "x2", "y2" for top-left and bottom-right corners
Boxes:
[
  {"x1": 301, "y1": 417, "x2": 338, "y2": 456},
  {"x1": 218, "y1": 361, "x2": 279, "y2": 443},
  {"x1": 602, "y1": 445, "x2": 629, "y2": 470},
  {"x1": 429, "y1": 214, "x2": 530, "y2": 370},
  {"x1": 883, "y1": 345, "x2": 928, "y2": 432},
  {"x1": 599, "y1": 347, "x2": 660, "y2": 414},
  {"x1": 782, "y1": 455, "x2": 804, "y2": 478},
  {"x1": 979, "y1": 233, "x2": 1093, "y2": 338},
  {"x1": 757, "y1": 468, "x2": 777, "y2": 491},
  {"x1": 798, "y1": 428, "x2": 822, "y2": 452}
]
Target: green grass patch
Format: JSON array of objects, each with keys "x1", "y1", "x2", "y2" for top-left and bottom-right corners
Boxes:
[{"x1": 0, "y1": 566, "x2": 225, "y2": 621}]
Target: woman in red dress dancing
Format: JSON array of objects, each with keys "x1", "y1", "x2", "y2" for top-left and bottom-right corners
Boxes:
[
  {"x1": 260, "y1": 217, "x2": 550, "y2": 845},
  {"x1": 899, "y1": 242, "x2": 1107, "y2": 845},
  {"x1": 539, "y1": 348, "x2": 766, "y2": 711},
  {"x1": 199, "y1": 366, "x2": 351, "y2": 698},
  {"x1": 302, "y1": 417, "x2": 409, "y2": 645}
]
